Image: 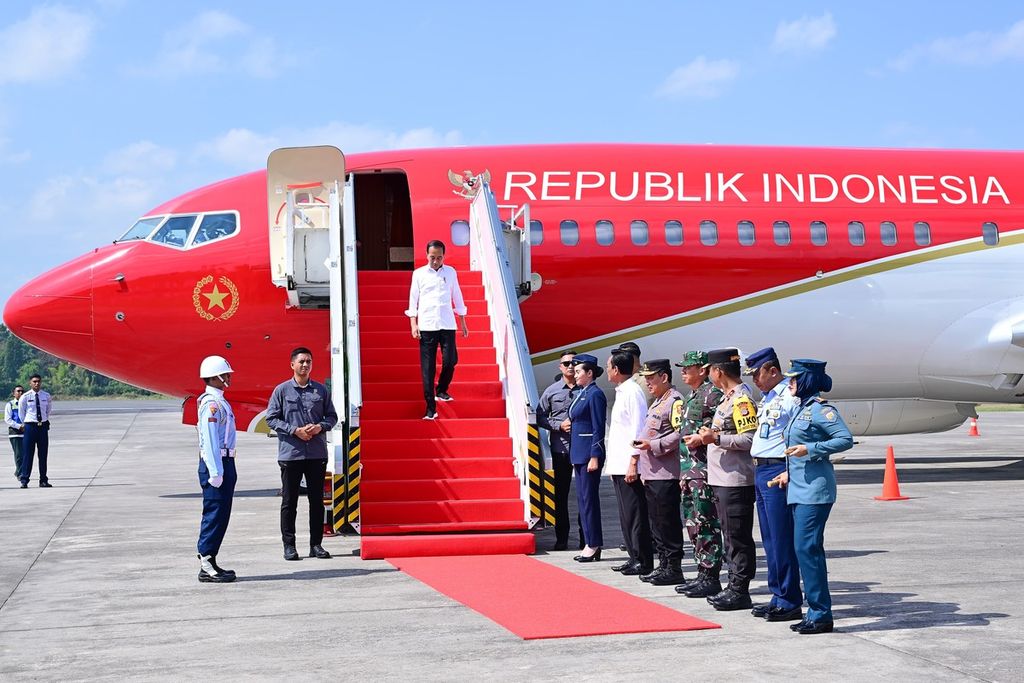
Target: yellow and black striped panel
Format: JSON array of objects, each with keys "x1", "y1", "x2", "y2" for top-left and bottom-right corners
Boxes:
[
  {"x1": 345, "y1": 427, "x2": 361, "y2": 527},
  {"x1": 331, "y1": 473, "x2": 346, "y2": 533},
  {"x1": 526, "y1": 424, "x2": 544, "y2": 522},
  {"x1": 542, "y1": 467, "x2": 556, "y2": 526}
]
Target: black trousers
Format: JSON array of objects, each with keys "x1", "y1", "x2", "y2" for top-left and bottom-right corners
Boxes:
[
  {"x1": 644, "y1": 479, "x2": 684, "y2": 562},
  {"x1": 419, "y1": 329, "x2": 458, "y2": 412},
  {"x1": 712, "y1": 484, "x2": 757, "y2": 592},
  {"x1": 280, "y1": 458, "x2": 328, "y2": 547},
  {"x1": 551, "y1": 450, "x2": 583, "y2": 547},
  {"x1": 613, "y1": 475, "x2": 653, "y2": 567}
]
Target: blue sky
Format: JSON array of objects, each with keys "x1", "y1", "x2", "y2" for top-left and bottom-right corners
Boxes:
[{"x1": 1, "y1": 2, "x2": 1023, "y2": 306}]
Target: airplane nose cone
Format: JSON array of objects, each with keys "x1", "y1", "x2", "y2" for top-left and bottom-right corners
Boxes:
[{"x1": 3, "y1": 254, "x2": 95, "y2": 366}]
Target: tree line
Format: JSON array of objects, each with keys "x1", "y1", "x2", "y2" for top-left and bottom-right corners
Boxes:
[{"x1": 0, "y1": 325, "x2": 157, "y2": 399}]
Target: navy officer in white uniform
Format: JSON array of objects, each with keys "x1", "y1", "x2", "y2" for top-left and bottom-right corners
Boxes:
[{"x1": 196, "y1": 355, "x2": 238, "y2": 583}]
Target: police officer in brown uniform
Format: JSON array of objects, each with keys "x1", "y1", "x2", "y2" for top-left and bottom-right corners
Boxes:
[
  {"x1": 633, "y1": 359, "x2": 687, "y2": 586},
  {"x1": 698, "y1": 348, "x2": 759, "y2": 610}
]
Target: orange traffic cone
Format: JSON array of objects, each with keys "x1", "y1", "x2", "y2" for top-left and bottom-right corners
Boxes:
[
  {"x1": 968, "y1": 418, "x2": 980, "y2": 437},
  {"x1": 874, "y1": 445, "x2": 909, "y2": 501}
]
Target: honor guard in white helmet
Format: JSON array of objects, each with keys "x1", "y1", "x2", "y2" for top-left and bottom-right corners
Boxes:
[{"x1": 195, "y1": 355, "x2": 238, "y2": 583}]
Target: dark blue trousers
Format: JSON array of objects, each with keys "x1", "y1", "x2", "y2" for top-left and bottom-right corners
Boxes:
[
  {"x1": 792, "y1": 502, "x2": 834, "y2": 623},
  {"x1": 21, "y1": 422, "x2": 48, "y2": 485},
  {"x1": 197, "y1": 457, "x2": 237, "y2": 557},
  {"x1": 754, "y1": 462, "x2": 802, "y2": 611},
  {"x1": 573, "y1": 463, "x2": 603, "y2": 547}
]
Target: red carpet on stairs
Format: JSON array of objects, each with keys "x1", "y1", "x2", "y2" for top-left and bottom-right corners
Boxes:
[
  {"x1": 358, "y1": 270, "x2": 532, "y2": 556},
  {"x1": 388, "y1": 555, "x2": 721, "y2": 639}
]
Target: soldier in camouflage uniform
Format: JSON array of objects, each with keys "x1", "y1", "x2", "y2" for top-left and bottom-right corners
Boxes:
[{"x1": 673, "y1": 351, "x2": 725, "y2": 598}]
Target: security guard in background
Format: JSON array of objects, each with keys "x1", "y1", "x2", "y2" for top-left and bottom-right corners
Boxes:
[
  {"x1": 698, "y1": 348, "x2": 758, "y2": 611},
  {"x1": 674, "y1": 351, "x2": 725, "y2": 598},
  {"x1": 634, "y1": 359, "x2": 687, "y2": 586},
  {"x1": 196, "y1": 355, "x2": 238, "y2": 583},
  {"x1": 5, "y1": 385, "x2": 24, "y2": 481}
]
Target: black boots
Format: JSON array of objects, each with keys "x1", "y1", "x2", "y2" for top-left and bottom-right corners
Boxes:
[
  {"x1": 648, "y1": 559, "x2": 687, "y2": 586},
  {"x1": 198, "y1": 554, "x2": 236, "y2": 583},
  {"x1": 678, "y1": 570, "x2": 722, "y2": 598}
]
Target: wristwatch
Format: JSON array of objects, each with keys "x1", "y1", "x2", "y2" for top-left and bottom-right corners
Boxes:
[{"x1": 714, "y1": 432, "x2": 721, "y2": 446}]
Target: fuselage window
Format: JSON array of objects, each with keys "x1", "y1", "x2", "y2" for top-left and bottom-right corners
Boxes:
[
  {"x1": 151, "y1": 215, "x2": 197, "y2": 247},
  {"x1": 738, "y1": 220, "x2": 755, "y2": 246},
  {"x1": 699, "y1": 220, "x2": 718, "y2": 246},
  {"x1": 191, "y1": 213, "x2": 238, "y2": 246},
  {"x1": 560, "y1": 219, "x2": 580, "y2": 246},
  {"x1": 529, "y1": 219, "x2": 543, "y2": 246},
  {"x1": 664, "y1": 220, "x2": 683, "y2": 246},
  {"x1": 773, "y1": 221, "x2": 791, "y2": 246},
  {"x1": 982, "y1": 221, "x2": 999, "y2": 246},
  {"x1": 810, "y1": 220, "x2": 828, "y2": 246},
  {"x1": 880, "y1": 221, "x2": 898, "y2": 246},
  {"x1": 630, "y1": 220, "x2": 649, "y2": 246},
  {"x1": 450, "y1": 220, "x2": 470, "y2": 246},
  {"x1": 595, "y1": 219, "x2": 615, "y2": 246},
  {"x1": 848, "y1": 221, "x2": 866, "y2": 246},
  {"x1": 117, "y1": 216, "x2": 164, "y2": 242},
  {"x1": 913, "y1": 221, "x2": 931, "y2": 247}
]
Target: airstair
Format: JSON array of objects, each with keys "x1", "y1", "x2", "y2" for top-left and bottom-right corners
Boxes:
[{"x1": 267, "y1": 146, "x2": 542, "y2": 559}]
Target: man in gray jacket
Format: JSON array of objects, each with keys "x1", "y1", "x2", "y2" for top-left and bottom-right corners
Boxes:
[{"x1": 266, "y1": 347, "x2": 339, "y2": 561}]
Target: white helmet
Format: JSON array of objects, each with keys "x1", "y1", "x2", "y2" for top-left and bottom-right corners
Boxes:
[{"x1": 199, "y1": 355, "x2": 234, "y2": 379}]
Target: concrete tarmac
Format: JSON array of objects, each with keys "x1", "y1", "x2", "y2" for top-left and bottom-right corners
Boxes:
[{"x1": 0, "y1": 401, "x2": 1021, "y2": 681}]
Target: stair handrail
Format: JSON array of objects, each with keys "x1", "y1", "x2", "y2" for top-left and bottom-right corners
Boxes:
[{"x1": 468, "y1": 183, "x2": 539, "y2": 520}]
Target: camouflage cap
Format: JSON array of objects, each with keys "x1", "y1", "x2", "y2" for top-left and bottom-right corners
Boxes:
[{"x1": 674, "y1": 350, "x2": 709, "y2": 368}]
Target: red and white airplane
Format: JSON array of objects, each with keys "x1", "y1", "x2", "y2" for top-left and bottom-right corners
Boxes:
[{"x1": 5, "y1": 143, "x2": 1024, "y2": 435}]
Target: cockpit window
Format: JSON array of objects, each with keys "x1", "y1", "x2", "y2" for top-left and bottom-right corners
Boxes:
[
  {"x1": 117, "y1": 216, "x2": 164, "y2": 242},
  {"x1": 150, "y1": 215, "x2": 197, "y2": 247},
  {"x1": 192, "y1": 213, "x2": 238, "y2": 246}
]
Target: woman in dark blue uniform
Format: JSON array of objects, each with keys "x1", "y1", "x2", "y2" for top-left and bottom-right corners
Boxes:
[
  {"x1": 568, "y1": 353, "x2": 607, "y2": 562},
  {"x1": 771, "y1": 359, "x2": 853, "y2": 634}
]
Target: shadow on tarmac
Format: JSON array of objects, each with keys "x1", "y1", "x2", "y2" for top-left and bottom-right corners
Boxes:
[
  {"x1": 160, "y1": 488, "x2": 282, "y2": 499},
  {"x1": 830, "y1": 580, "x2": 1009, "y2": 632},
  {"x1": 837, "y1": 458, "x2": 1024, "y2": 485},
  {"x1": 238, "y1": 567, "x2": 397, "y2": 582}
]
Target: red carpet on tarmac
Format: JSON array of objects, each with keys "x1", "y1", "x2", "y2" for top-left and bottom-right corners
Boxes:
[{"x1": 388, "y1": 554, "x2": 721, "y2": 640}]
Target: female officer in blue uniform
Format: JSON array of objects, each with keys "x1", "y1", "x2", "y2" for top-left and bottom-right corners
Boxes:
[
  {"x1": 770, "y1": 359, "x2": 853, "y2": 634},
  {"x1": 568, "y1": 353, "x2": 607, "y2": 562}
]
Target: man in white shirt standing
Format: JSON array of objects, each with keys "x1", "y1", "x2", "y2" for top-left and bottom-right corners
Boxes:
[
  {"x1": 406, "y1": 240, "x2": 469, "y2": 420},
  {"x1": 18, "y1": 374, "x2": 52, "y2": 488},
  {"x1": 605, "y1": 350, "x2": 654, "y2": 576}
]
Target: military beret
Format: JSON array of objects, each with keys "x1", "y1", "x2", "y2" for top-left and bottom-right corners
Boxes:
[
  {"x1": 674, "y1": 350, "x2": 709, "y2": 367},
  {"x1": 783, "y1": 358, "x2": 827, "y2": 377},
  {"x1": 703, "y1": 348, "x2": 741, "y2": 367},
  {"x1": 638, "y1": 358, "x2": 671, "y2": 376},
  {"x1": 743, "y1": 347, "x2": 779, "y2": 375}
]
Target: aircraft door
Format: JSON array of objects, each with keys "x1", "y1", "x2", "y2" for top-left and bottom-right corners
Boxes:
[{"x1": 353, "y1": 172, "x2": 414, "y2": 271}]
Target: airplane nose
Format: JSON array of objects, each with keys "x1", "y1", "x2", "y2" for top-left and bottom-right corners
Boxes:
[{"x1": 2, "y1": 253, "x2": 95, "y2": 367}]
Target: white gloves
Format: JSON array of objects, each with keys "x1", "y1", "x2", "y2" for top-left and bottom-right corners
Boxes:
[{"x1": 209, "y1": 475, "x2": 224, "y2": 488}]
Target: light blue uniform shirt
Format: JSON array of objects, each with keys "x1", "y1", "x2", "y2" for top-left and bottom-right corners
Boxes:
[
  {"x1": 750, "y1": 379, "x2": 801, "y2": 459},
  {"x1": 197, "y1": 386, "x2": 236, "y2": 478},
  {"x1": 783, "y1": 397, "x2": 853, "y2": 505}
]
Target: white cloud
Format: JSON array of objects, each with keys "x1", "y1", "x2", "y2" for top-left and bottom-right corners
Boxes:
[
  {"x1": 773, "y1": 12, "x2": 837, "y2": 53},
  {"x1": 0, "y1": 137, "x2": 30, "y2": 164},
  {"x1": 0, "y1": 5, "x2": 95, "y2": 84},
  {"x1": 889, "y1": 19, "x2": 1024, "y2": 71},
  {"x1": 655, "y1": 57, "x2": 739, "y2": 100},
  {"x1": 135, "y1": 10, "x2": 293, "y2": 79},
  {"x1": 102, "y1": 141, "x2": 178, "y2": 175},
  {"x1": 195, "y1": 122, "x2": 464, "y2": 171}
]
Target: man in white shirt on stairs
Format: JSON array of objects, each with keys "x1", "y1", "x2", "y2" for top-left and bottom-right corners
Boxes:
[{"x1": 406, "y1": 240, "x2": 469, "y2": 420}]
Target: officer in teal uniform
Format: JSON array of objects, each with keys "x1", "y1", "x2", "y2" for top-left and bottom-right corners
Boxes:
[
  {"x1": 771, "y1": 359, "x2": 853, "y2": 634},
  {"x1": 196, "y1": 355, "x2": 238, "y2": 583}
]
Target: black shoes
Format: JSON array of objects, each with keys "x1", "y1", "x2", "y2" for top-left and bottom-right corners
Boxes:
[
  {"x1": 310, "y1": 545, "x2": 331, "y2": 559},
  {"x1": 640, "y1": 563, "x2": 665, "y2": 583},
  {"x1": 422, "y1": 409, "x2": 437, "y2": 420},
  {"x1": 766, "y1": 606, "x2": 803, "y2": 622},
  {"x1": 39, "y1": 482, "x2": 52, "y2": 488},
  {"x1": 708, "y1": 588, "x2": 753, "y2": 611},
  {"x1": 611, "y1": 561, "x2": 633, "y2": 572},
  {"x1": 573, "y1": 548, "x2": 602, "y2": 562},
  {"x1": 791, "y1": 620, "x2": 834, "y2": 634},
  {"x1": 618, "y1": 544, "x2": 628, "y2": 552},
  {"x1": 620, "y1": 563, "x2": 651, "y2": 576},
  {"x1": 20, "y1": 483, "x2": 27, "y2": 489},
  {"x1": 198, "y1": 554, "x2": 236, "y2": 583},
  {"x1": 679, "y1": 575, "x2": 722, "y2": 598},
  {"x1": 751, "y1": 604, "x2": 772, "y2": 618},
  {"x1": 435, "y1": 391, "x2": 454, "y2": 402},
  {"x1": 283, "y1": 545, "x2": 301, "y2": 561},
  {"x1": 648, "y1": 560, "x2": 688, "y2": 586}
]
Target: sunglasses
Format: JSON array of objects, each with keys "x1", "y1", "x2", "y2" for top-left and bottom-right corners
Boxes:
[{"x1": 559, "y1": 361, "x2": 574, "y2": 367}]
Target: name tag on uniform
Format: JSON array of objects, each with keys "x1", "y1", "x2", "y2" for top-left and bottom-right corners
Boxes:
[{"x1": 759, "y1": 423, "x2": 771, "y2": 439}]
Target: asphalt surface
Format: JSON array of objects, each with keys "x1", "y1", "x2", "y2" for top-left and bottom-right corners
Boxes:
[{"x1": 0, "y1": 402, "x2": 1021, "y2": 681}]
